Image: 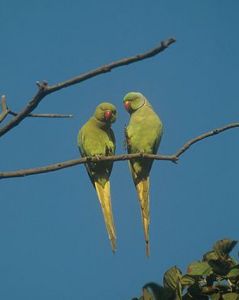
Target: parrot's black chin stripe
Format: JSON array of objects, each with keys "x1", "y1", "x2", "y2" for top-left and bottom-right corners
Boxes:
[{"x1": 136, "y1": 97, "x2": 146, "y2": 111}]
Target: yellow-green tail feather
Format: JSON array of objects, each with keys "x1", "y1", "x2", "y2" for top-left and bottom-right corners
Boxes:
[
  {"x1": 95, "y1": 181, "x2": 116, "y2": 252},
  {"x1": 135, "y1": 177, "x2": 150, "y2": 257}
]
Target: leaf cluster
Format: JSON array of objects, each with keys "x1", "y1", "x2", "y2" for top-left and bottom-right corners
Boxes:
[{"x1": 133, "y1": 239, "x2": 239, "y2": 300}]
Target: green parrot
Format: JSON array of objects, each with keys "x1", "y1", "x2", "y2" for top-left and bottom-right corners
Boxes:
[
  {"x1": 77, "y1": 102, "x2": 117, "y2": 252},
  {"x1": 123, "y1": 92, "x2": 163, "y2": 256}
]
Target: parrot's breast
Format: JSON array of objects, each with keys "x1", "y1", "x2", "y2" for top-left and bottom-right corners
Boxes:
[{"x1": 127, "y1": 107, "x2": 163, "y2": 154}]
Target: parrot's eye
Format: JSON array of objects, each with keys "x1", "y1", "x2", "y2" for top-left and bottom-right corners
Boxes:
[
  {"x1": 104, "y1": 110, "x2": 112, "y2": 120},
  {"x1": 124, "y1": 101, "x2": 131, "y2": 111}
]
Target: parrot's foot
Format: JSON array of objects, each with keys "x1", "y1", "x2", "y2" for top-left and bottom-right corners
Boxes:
[
  {"x1": 139, "y1": 151, "x2": 146, "y2": 158},
  {"x1": 86, "y1": 154, "x2": 101, "y2": 163},
  {"x1": 94, "y1": 154, "x2": 101, "y2": 161}
]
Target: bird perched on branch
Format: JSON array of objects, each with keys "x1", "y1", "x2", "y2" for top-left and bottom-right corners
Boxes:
[
  {"x1": 77, "y1": 103, "x2": 117, "y2": 252},
  {"x1": 123, "y1": 92, "x2": 163, "y2": 256}
]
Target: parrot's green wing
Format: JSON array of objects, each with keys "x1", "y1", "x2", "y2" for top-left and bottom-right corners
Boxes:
[
  {"x1": 77, "y1": 103, "x2": 117, "y2": 252},
  {"x1": 78, "y1": 122, "x2": 115, "y2": 187},
  {"x1": 124, "y1": 92, "x2": 163, "y2": 256}
]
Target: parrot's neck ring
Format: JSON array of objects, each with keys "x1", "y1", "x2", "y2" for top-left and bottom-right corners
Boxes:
[
  {"x1": 93, "y1": 116, "x2": 111, "y2": 128},
  {"x1": 136, "y1": 97, "x2": 146, "y2": 110}
]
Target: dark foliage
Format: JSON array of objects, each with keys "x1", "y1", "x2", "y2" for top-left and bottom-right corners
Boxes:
[{"x1": 133, "y1": 239, "x2": 239, "y2": 300}]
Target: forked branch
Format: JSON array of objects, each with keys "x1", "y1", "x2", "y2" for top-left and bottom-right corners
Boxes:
[
  {"x1": 0, "y1": 96, "x2": 9, "y2": 122},
  {"x1": 0, "y1": 122, "x2": 238, "y2": 179},
  {"x1": 0, "y1": 95, "x2": 73, "y2": 122},
  {"x1": 8, "y1": 111, "x2": 73, "y2": 118}
]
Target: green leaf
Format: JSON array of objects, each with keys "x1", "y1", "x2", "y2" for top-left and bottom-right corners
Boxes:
[
  {"x1": 187, "y1": 261, "x2": 212, "y2": 276},
  {"x1": 180, "y1": 274, "x2": 195, "y2": 287},
  {"x1": 211, "y1": 293, "x2": 221, "y2": 300},
  {"x1": 143, "y1": 283, "x2": 166, "y2": 300},
  {"x1": 142, "y1": 288, "x2": 154, "y2": 300},
  {"x1": 227, "y1": 265, "x2": 239, "y2": 279},
  {"x1": 222, "y1": 293, "x2": 239, "y2": 300},
  {"x1": 163, "y1": 266, "x2": 182, "y2": 300},
  {"x1": 213, "y1": 239, "x2": 238, "y2": 258},
  {"x1": 203, "y1": 251, "x2": 219, "y2": 262},
  {"x1": 163, "y1": 266, "x2": 182, "y2": 290},
  {"x1": 175, "y1": 292, "x2": 182, "y2": 300}
]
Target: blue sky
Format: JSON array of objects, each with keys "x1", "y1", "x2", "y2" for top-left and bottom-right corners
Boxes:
[{"x1": 0, "y1": 1, "x2": 239, "y2": 299}]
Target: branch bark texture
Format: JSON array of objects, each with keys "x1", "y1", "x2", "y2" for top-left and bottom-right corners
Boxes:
[
  {"x1": 8, "y1": 111, "x2": 73, "y2": 118},
  {"x1": 0, "y1": 122, "x2": 238, "y2": 179}
]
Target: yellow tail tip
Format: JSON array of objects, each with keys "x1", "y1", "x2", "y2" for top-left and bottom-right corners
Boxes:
[{"x1": 94, "y1": 181, "x2": 117, "y2": 253}]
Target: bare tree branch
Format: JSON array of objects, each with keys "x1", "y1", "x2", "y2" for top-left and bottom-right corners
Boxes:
[
  {"x1": 0, "y1": 95, "x2": 73, "y2": 121},
  {"x1": 8, "y1": 111, "x2": 73, "y2": 118},
  {"x1": 47, "y1": 38, "x2": 176, "y2": 93},
  {"x1": 0, "y1": 154, "x2": 177, "y2": 179},
  {"x1": 0, "y1": 96, "x2": 9, "y2": 123},
  {"x1": 175, "y1": 122, "x2": 239, "y2": 157},
  {"x1": 0, "y1": 122, "x2": 238, "y2": 180},
  {"x1": 0, "y1": 37, "x2": 176, "y2": 138}
]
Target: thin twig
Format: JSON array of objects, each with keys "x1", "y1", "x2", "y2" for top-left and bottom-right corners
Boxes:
[
  {"x1": 175, "y1": 122, "x2": 239, "y2": 157},
  {"x1": 48, "y1": 38, "x2": 176, "y2": 93},
  {"x1": 0, "y1": 121, "x2": 238, "y2": 180},
  {"x1": 0, "y1": 95, "x2": 73, "y2": 122},
  {"x1": 8, "y1": 111, "x2": 73, "y2": 118},
  {"x1": 0, "y1": 95, "x2": 9, "y2": 122},
  {"x1": 0, "y1": 38, "x2": 176, "y2": 138}
]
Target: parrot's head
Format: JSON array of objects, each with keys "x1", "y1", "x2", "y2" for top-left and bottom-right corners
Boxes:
[
  {"x1": 123, "y1": 92, "x2": 147, "y2": 114},
  {"x1": 94, "y1": 102, "x2": 117, "y2": 125}
]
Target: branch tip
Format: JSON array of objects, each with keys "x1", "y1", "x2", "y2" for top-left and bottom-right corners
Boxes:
[
  {"x1": 8, "y1": 110, "x2": 73, "y2": 119},
  {"x1": 1, "y1": 95, "x2": 7, "y2": 108},
  {"x1": 161, "y1": 37, "x2": 176, "y2": 48}
]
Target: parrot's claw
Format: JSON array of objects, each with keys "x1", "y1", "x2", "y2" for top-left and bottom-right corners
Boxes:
[
  {"x1": 139, "y1": 151, "x2": 146, "y2": 158},
  {"x1": 87, "y1": 154, "x2": 101, "y2": 163}
]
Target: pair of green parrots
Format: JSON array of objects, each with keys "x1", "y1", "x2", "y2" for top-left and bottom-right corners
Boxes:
[{"x1": 77, "y1": 92, "x2": 163, "y2": 256}]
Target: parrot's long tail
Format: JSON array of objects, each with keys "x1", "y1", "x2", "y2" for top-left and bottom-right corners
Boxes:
[
  {"x1": 136, "y1": 177, "x2": 150, "y2": 257},
  {"x1": 95, "y1": 181, "x2": 116, "y2": 253}
]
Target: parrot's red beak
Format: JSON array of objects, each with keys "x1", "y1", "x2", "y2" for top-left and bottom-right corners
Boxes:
[
  {"x1": 124, "y1": 101, "x2": 130, "y2": 111},
  {"x1": 104, "y1": 110, "x2": 112, "y2": 120}
]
